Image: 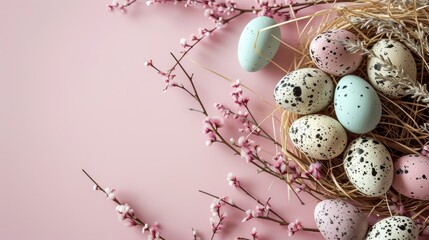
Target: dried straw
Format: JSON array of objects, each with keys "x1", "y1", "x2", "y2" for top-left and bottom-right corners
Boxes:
[{"x1": 277, "y1": 0, "x2": 429, "y2": 224}]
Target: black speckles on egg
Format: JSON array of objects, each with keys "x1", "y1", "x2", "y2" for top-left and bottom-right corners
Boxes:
[
  {"x1": 314, "y1": 199, "x2": 368, "y2": 240},
  {"x1": 274, "y1": 68, "x2": 334, "y2": 114},
  {"x1": 289, "y1": 114, "x2": 347, "y2": 160},
  {"x1": 366, "y1": 216, "x2": 419, "y2": 240},
  {"x1": 309, "y1": 29, "x2": 363, "y2": 76},
  {"x1": 367, "y1": 39, "x2": 417, "y2": 98},
  {"x1": 343, "y1": 137, "x2": 393, "y2": 197}
]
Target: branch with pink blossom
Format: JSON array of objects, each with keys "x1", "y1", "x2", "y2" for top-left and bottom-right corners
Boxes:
[{"x1": 82, "y1": 169, "x2": 165, "y2": 240}]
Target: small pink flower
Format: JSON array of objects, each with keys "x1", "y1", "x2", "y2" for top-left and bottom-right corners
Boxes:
[
  {"x1": 287, "y1": 219, "x2": 303, "y2": 237},
  {"x1": 227, "y1": 172, "x2": 240, "y2": 188},
  {"x1": 287, "y1": 162, "x2": 300, "y2": 182},
  {"x1": 251, "y1": 227, "x2": 258, "y2": 239},
  {"x1": 148, "y1": 223, "x2": 160, "y2": 240},
  {"x1": 295, "y1": 184, "x2": 306, "y2": 193},
  {"x1": 104, "y1": 187, "x2": 116, "y2": 200},
  {"x1": 273, "y1": 152, "x2": 287, "y2": 174},
  {"x1": 230, "y1": 80, "x2": 249, "y2": 108},
  {"x1": 144, "y1": 59, "x2": 153, "y2": 67},
  {"x1": 422, "y1": 145, "x2": 429, "y2": 157},
  {"x1": 303, "y1": 162, "x2": 322, "y2": 180},
  {"x1": 142, "y1": 223, "x2": 149, "y2": 233},
  {"x1": 236, "y1": 136, "x2": 260, "y2": 163},
  {"x1": 242, "y1": 209, "x2": 255, "y2": 223}
]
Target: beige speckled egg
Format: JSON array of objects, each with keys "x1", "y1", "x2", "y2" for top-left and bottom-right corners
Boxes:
[
  {"x1": 314, "y1": 199, "x2": 368, "y2": 240},
  {"x1": 289, "y1": 114, "x2": 347, "y2": 160},
  {"x1": 367, "y1": 39, "x2": 417, "y2": 98},
  {"x1": 392, "y1": 154, "x2": 429, "y2": 200},
  {"x1": 366, "y1": 216, "x2": 419, "y2": 240},
  {"x1": 310, "y1": 29, "x2": 363, "y2": 76},
  {"x1": 344, "y1": 137, "x2": 393, "y2": 197},
  {"x1": 274, "y1": 68, "x2": 334, "y2": 114}
]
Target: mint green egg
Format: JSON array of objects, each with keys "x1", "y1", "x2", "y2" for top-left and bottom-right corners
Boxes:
[
  {"x1": 237, "y1": 16, "x2": 281, "y2": 72},
  {"x1": 334, "y1": 75, "x2": 382, "y2": 134}
]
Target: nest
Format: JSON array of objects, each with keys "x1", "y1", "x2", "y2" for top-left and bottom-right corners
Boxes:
[{"x1": 277, "y1": 0, "x2": 429, "y2": 223}]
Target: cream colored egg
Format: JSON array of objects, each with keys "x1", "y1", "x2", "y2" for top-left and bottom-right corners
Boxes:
[
  {"x1": 289, "y1": 114, "x2": 347, "y2": 160},
  {"x1": 367, "y1": 39, "x2": 417, "y2": 98}
]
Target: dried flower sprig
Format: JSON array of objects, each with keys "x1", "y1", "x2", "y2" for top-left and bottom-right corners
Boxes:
[
  {"x1": 82, "y1": 169, "x2": 165, "y2": 240},
  {"x1": 340, "y1": 38, "x2": 429, "y2": 105},
  {"x1": 198, "y1": 189, "x2": 319, "y2": 233}
]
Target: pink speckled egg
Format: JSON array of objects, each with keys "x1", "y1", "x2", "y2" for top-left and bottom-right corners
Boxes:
[
  {"x1": 314, "y1": 199, "x2": 368, "y2": 240},
  {"x1": 392, "y1": 154, "x2": 429, "y2": 200},
  {"x1": 310, "y1": 29, "x2": 363, "y2": 76}
]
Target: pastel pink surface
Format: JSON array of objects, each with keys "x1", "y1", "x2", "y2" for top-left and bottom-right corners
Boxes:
[{"x1": 1, "y1": 1, "x2": 428, "y2": 240}]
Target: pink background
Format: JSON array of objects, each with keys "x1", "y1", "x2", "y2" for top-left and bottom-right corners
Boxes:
[{"x1": 1, "y1": 1, "x2": 426, "y2": 240}]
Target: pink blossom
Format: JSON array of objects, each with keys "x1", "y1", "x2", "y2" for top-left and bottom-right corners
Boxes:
[
  {"x1": 255, "y1": 204, "x2": 270, "y2": 217},
  {"x1": 227, "y1": 172, "x2": 240, "y2": 187},
  {"x1": 303, "y1": 162, "x2": 321, "y2": 180},
  {"x1": 272, "y1": 152, "x2": 287, "y2": 174},
  {"x1": 250, "y1": 227, "x2": 258, "y2": 239},
  {"x1": 230, "y1": 80, "x2": 249, "y2": 108},
  {"x1": 203, "y1": 116, "x2": 223, "y2": 146},
  {"x1": 204, "y1": 116, "x2": 223, "y2": 128},
  {"x1": 242, "y1": 209, "x2": 255, "y2": 223},
  {"x1": 144, "y1": 59, "x2": 153, "y2": 67},
  {"x1": 104, "y1": 187, "x2": 116, "y2": 200},
  {"x1": 148, "y1": 223, "x2": 160, "y2": 240},
  {"x1": 422, "y1": 145, "x2": 429, "y2": 157},
  {"x1": 235, "y1": 136, "x2": 261, "y2": 163},
  {"x1": 142, "y1": 223, "x2": 149, "y2": 233},
  {"x1": 179, "y1": 38, "x2": 190, "y2": 48},
  {"x1": 214, "y1": 103, "x2": 232, "y2": 119},
  {"x1": 287, "y1": 219, "x2": 303, "y2": 237},
  {"x1": 294, "y1": 184, "x2": 306, "y2": 193},
  {"x1": 287, "y1": 163, "x2": 300, "y2": 182}
]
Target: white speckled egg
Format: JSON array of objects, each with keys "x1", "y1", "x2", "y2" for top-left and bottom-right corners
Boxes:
[
  {"x1": 392, "y1": 154, "x2": 429, "y2": 200},
  {"x1": 274, "y1": 68, "x2": 334, "y2": 114},
  {"x1": 289, "y1": 114, "x2": 347, "y2": 160},
  {"x1": 366, "y1": 216, "x2": 419, "y2": 240},
  {"x1": 367, "y1": 39, "x2": 417, "y2": 98},
  {"x1": 310, "y1": 29, "x2": 363, "y2": 76},
  {"x1": 334, "y1": 75, "x2": 382, "y2": 134},
  {"x1": 314, "y1": 199, "x2": 368, "y2": 240},
  {"x1": 238, "y1": 16, "x2": 281, "y2": 72},
  {"x1": 344, "y1": 137, "x2": 393, "y2": 197}
]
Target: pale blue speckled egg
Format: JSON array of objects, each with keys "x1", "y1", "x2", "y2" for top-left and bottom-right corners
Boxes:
[
  {"x1": 334, "y1": 75, "x2": 382, "y2": 134},
  {"x1": 237, "y1": 16, "x2": 280, "y2": 72}
]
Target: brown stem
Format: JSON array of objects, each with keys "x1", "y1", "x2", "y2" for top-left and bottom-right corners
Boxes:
[
  {"x1": 82, "y1": 169, "x2": 167, "y2": 240},
  {"x1": 238, "y1": 186, "x2": 285, "y2": 222},
  {"x1": 199, "y1": 190, "x2": 320, "y2": 232}
]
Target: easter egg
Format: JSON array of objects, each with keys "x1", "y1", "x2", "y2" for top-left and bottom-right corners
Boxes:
[
  {"x1": 392, "y1": 154, "x2": 429, "y2": 200},
  {"x1": 314, "y1": 199, "x2": 368, "y2": 240},
  {"x1": 310, "y1": 29, "x2": 363, "y2": 76},
  {"x1": 367, "y1": 39, "x2": 417, "y2": 98},
  {"x1": 274, "y1": 68, "x2": 334, "y2": 114},
  {"x1": 237, "y1": 16, "x2": 281, "y2": 72},
  {"x1": 344, "y1": 137, "x2": 393, "y2": 197},
  {"x1": 366, "y1": 216, "x2": 419, "y2": 240},
  {"x1": 289, "y1": 114, "x2": 347, "y2": 160},
  {"x1": 334, "y1": 75, "x2": 382, "y2": 134}
]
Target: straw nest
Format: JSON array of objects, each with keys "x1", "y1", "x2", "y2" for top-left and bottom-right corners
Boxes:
[{"x1": 278, "y1": 0, "x2": 429, "y2": 222}]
